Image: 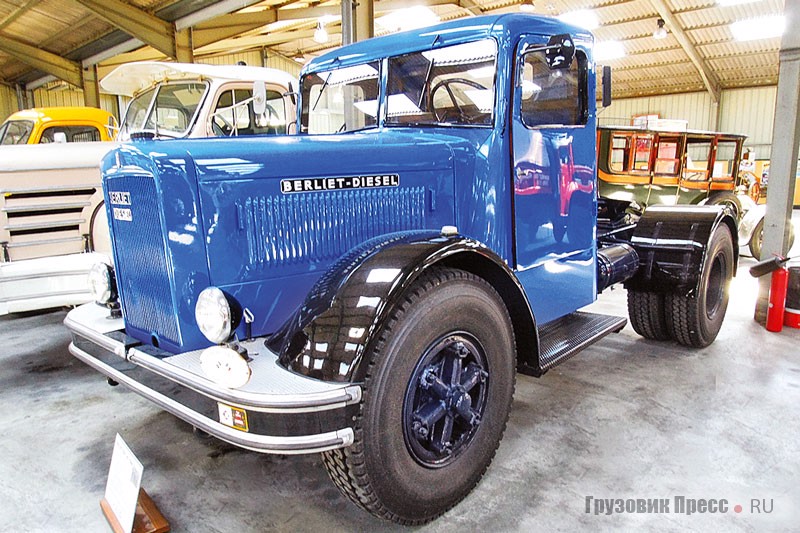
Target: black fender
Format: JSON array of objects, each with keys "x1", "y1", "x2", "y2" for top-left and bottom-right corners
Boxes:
[
  {"x1": 624, "y1": 205, "x2": 738, "y2": 296},
  {"x1": 267, "y1": 230, "x2": 538, "y2": 383}
]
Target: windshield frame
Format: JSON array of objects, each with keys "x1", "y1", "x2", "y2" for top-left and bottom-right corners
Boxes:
[
  {"x1": 119, "y1": 80, "x2": 210, "y2": 140},
  {"x1": 0, "y1": 120, "x2": 35, "y2": 145}
]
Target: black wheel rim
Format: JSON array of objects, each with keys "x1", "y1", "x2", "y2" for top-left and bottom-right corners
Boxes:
[
  {"x1": 402, "y1": 333, "x2": 489, "y2": 468},
  {"x1": 706, "y1": 253, "x2": 726, "y2": 318}
]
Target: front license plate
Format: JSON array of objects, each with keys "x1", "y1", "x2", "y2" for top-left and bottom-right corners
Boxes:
[{"x1": 217, "y1": 403, "x2": 249, "y2": 432}]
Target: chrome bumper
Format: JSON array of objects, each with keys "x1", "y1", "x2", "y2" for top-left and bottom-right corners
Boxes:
[
  {"x1": 0, "y1": 252, "x2": 109, "y2": 315},
  {"x1": 65, "y1": 303, "x2": 360, "y2": 454}
]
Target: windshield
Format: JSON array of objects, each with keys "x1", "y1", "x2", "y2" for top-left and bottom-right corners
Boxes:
[
  {"x1": 301, "y1": 62, "x2": 380, "y2": 134},
  {"x1": 0, "y1": 120, "x2": 34, "y2": 145},
  {"x1": 386, "y1": 39, "x2": 497, "y2": 127},
  {"x1": 120, "y1": 82, "x2": 207, "y2": 140}
]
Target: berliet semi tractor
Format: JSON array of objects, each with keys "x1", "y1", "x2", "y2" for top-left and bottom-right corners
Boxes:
[{"x1": 66, "y1": 14, "x2": 738, "y2": 524}]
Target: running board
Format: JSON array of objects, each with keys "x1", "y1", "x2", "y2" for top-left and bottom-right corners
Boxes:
[{"x1": 519, "y1": 311, "x2": 627, "y2": 376}]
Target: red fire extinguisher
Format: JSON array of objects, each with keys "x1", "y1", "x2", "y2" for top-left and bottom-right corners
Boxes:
[
  {"x1": 766, "y1": 266, "x2": 789, "y2": 332},
  {"x1": 750, "y1": 256, "x2": 792, "y2": 332}
]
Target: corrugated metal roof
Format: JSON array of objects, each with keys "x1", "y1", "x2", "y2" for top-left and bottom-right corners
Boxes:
[{"x1": 0, "y1": 0, "x2": 787, "y2": 101}]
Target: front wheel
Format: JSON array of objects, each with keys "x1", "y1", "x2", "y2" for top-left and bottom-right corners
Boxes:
[
  {"x1": 323, "y1": 267, "x2": 516, "y2": 524},
  {"x1": 666, "y1": 224, "x2": 734, "y2": 347}
]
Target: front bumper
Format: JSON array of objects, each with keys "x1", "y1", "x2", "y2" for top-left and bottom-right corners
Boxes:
[
  {"x1": 0, "y1": 252, "x2": 109, "y2": 315},
  {"x1": 65, "y1": 303, "x2": 360, "y2": 454}
]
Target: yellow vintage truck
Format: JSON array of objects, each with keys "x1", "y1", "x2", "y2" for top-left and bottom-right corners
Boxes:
[{"x1": 0, "y1": 107, "x2": 116, "y2": 145}]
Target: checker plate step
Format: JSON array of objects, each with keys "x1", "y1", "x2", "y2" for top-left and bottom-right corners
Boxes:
[{"x1": 536, "y1": 311, "x2": 627, "y2": 372}]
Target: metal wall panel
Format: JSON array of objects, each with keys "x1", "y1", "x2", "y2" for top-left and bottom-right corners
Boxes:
[
  {"x1": 600, "y1": 91, "x2": 714, "y2": 130},
  {"x1": 719, "y1": 86, "x2": 777, "y2": 156},
  {"x1": 199, "y1": 51, "x2": 301, "y2": 78},
  {"x1": 0, "y1": 84, "x2": 17, "y2": 122}
]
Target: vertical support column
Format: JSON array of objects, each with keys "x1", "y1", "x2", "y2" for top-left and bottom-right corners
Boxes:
[
  {"x1": 175, "y1": 28, "x2": 194, "y2": 63},
  {"x1": 754, "y1": 3, "x2": 800, "y2": 323},
  {"x1": 82, "y1": 64, "x2": 101, "y2": 108},
  {"x1": 341, "y1": 0, "x2": 373, "y2": 46},
  {"x1": 14, "y1": 83, "x2": 27, "y2": 110}
]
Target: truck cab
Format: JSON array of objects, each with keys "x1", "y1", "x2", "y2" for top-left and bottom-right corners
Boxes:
[
  {"x1": 65, "y1": 14, "x2": 737, "y2": 524},
  {"x1": 0, "y1": 106, "x2": 116, "y2": 145}
]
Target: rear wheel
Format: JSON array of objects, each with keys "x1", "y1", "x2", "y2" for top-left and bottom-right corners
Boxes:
[
  {"x1": 666, "y1": 224, "x2": 734, "y2": 347},
  {"x1": 323, "y1": 267, "x2": 516, "y2": 524},
  {"x1": 707, "y1": 192, "x2": 742, "y2": 221},
  {"x1": 627, "y1": 291, "x2": 670, "y2": 341},
  {"x1": 749, "y1": 218, "x2": 795, "y2": 259}
]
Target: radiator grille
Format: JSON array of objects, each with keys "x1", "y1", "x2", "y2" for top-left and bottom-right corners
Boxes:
[
  {"x1": 108, "y1": 176, "x2": 179, "y2": 344},
  {"x1": 241, "y1": 187, "x2": 426, "y2": 269}
]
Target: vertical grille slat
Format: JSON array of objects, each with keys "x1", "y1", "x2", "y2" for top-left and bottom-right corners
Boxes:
[
  {"x1": 244, "y1": 187, "x2": 425, "y2": 269},
  {"x1": 108, "y1": 176, "x2": 179, "y2": 344}
]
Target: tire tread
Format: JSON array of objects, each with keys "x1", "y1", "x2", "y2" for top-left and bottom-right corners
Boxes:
[{"x1": 322, "y1": 267, "x2": 515, "y2": 525}]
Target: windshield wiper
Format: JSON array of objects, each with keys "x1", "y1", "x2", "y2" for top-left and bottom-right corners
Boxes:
[
  {"x1": 418, "y1": 58, "x2": 436, "y2": 110},
  {"x1": 312, "y1": 72, "x2": 332, "y2": 112}
]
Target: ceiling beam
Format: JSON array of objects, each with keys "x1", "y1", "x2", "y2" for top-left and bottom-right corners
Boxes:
[
  {"x1": 0, "y1": 34, "x2": 82, "y2": 86},
  {"x1": 193, "y1": 11, "x2": 279, "y2": 48},
  {"x1": 72, "y1": 0, "x2": 177, "y2": 59},
  {"x1": 0, "y1": 0, "x2": 43, "y2": 31},
  {"x1": 648, "y1": 0, "x2": 721, "y2": 102}
]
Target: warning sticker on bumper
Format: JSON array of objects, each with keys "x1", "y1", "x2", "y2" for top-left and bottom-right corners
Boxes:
[{"x1": 217, "y1": 403, "x2": 249, "y2": 432}]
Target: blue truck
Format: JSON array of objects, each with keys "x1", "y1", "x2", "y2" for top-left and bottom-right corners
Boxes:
[{"x1": 65, "y1": 14, "x2": 738, "y2": 524}]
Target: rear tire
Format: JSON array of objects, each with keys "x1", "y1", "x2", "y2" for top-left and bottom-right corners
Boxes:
[
  {"x1": 666, "y1": 224, "x2": 734, "y2": 347},
  {"x1": 707, "y1": 192, "x2": 742, "y2": 221},
  {"x1": 322, "y1": 267, "x2": 516, "y2": 524},
  {"x1": 749, "y1": 218, "x2": 795, "y2": 259},
  {"x1": 627, "y1": 291, "x2": 670, "y2": 341}
]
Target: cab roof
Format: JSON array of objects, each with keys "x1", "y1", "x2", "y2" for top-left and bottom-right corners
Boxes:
[
  {"x1": 4, "y1": 106, "x2": 114, "y2": 124},
  {"x1": 100, "y1": 61, "x2": 296, "y2": 97},
  {"x1": 303, "y1": 13, "x2": 593, "y2": 75}
]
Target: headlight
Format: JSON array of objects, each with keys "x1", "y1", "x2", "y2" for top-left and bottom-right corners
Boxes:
[
  {"x1": 195, "y1": 287, "x2": 233, "y2": 344},
  {"x1": 88, "y1": 262, "x2": 116, "y2": 304}
]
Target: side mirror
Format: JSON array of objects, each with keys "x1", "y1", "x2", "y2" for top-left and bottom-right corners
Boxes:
[
  {"x1": 53, "y1": 132, "x2": 67, "y2": 143},
  {"x1": 252, "y1": 81, "x2": 267, "y2": 116},
  {"x1": 285, "y1": 81, "x2": 297, "y2": 107},
  {"x1": 545, "y1": 34, "x2": 575, "y2": 69},
  {"x1": 602, "y1": 65, "x2": 612, "y2": 108}
]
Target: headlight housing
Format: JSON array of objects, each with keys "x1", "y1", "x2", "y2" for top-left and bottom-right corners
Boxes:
[
  {"x1": 195, "y1": 287, "x2": 233, "y2": 344},
  {"x1": 88, "y1": 262, "x2": 116, "y2": 304}
]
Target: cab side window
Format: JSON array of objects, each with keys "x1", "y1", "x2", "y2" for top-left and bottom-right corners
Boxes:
[
  {"x1": 40, "y1": 125, "x2": 102, "y2": 143},
  {"x1": 212, "y1": 87, "x2": 287, "y2": 136},
  {"x1": 520, "y1": 50, "x2": 587, "y2": 128}
]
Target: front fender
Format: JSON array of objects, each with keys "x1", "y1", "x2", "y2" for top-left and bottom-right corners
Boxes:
[
  {"x1": 625, "y1": 205, "x2": 738, "y2": 296},
  {"x1": 268, "y1": 230, "x2": 534, "y2": 383}
]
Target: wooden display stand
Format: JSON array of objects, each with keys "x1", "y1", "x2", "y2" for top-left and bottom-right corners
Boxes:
[{"x1": 101, "y1": 488, "x2": 170, "y2": 533}]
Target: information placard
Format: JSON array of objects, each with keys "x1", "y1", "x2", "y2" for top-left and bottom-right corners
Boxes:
[{"x1": 103, "y1": 434, "x2": 144, "y2": 533}]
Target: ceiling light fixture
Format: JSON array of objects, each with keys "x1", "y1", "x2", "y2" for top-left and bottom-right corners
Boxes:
[
  {"x1": 594, "y1": 41, "x2": 625, "y2": 61},
  {"x1": 557, "y1": 9, "x2": 599, "y2": 30},
  {"x1": 718, "y1": 0, "x2": 760, "y2": 6},
  {"x1": 730, "y1": 15, "x2": 785, "y2": 41},
  {"x1": 314, "y1": 21, "x2": 329, "y2": 44},
  {"x1": 653, "y1": 18, "x2": 667, "y2": 39},
  {"x1": 376, "y1": 6, "x2": 440, "y2": 32}
]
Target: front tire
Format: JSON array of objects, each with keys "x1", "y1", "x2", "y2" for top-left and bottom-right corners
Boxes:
[
  {"x1": 666, "y1": 224, "x2": 734, "y2": 347},
  {"x1": 323, "y1": 267, "x2": 516, "y2": 524}
]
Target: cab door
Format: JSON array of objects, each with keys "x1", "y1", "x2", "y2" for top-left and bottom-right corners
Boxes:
[{"x1": 511, "y1": 34, "x2": 597, "y2": 323}]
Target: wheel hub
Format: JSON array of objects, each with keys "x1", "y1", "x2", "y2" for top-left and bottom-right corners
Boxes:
[{"x1": 403, "y1": 336, "x2": 489, "y2": 467}]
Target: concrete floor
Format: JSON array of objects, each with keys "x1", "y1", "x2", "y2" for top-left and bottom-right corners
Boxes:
[{"x1": 1, "y1": 250, "x2": 799, "y2": 532}]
